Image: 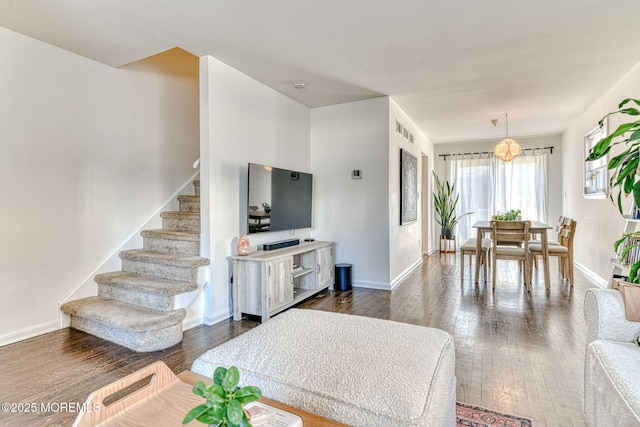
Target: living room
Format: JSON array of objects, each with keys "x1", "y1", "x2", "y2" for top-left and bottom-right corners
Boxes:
[{"x1": 2, "y1": 2, "x2": 640, "y2": 426}]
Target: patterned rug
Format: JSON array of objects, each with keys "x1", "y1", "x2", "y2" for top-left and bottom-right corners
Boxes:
[{"x1": 457, "y1": 402, "x2": 534, "y2": 426}]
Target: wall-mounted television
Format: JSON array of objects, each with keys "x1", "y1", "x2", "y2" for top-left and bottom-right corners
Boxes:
[{"x1": 247, "y1": 163, "x2": 313, "y2": 234}]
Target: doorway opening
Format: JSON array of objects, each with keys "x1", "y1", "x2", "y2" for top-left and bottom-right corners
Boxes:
[{"x1": 421, "y1": 154, "x2": 430, "y2": 255}]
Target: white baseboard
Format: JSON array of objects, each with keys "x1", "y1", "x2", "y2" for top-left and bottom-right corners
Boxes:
[
  {"x1": 203, "y1": 310, "x2": 232, "y2": 326},
  {"x1": 353, "y1": 280, "x2": 391, "y2": 291},
  {"x1": 574, "y1": 261, "x2": 608, "y2": 288},
  {"x1": 350, "y1": 258, "x2": 424, "y2": 291},
  {"x1": 390, "y1": 257, "x2": 423, "y2": 290},
  {"x1": 183, "y1": 314, "x2": 204, "y2": 331},
  {"x1": 0, "y1": 320, "x2": 60, "y2": 348}
]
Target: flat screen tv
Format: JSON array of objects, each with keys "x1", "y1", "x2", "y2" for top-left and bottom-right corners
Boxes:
[{"x1": 247, "y1": 163, "x2": 313, "y2": 234}]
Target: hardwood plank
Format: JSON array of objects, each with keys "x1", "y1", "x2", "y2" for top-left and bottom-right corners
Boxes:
[{"x1": 0, "y1": 254, "x2": 590, "y2": 426}]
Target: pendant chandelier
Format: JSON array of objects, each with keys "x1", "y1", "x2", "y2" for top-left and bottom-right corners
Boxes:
[{"x1": 492, "y1": 113, "x2": 521, "y2": 162}]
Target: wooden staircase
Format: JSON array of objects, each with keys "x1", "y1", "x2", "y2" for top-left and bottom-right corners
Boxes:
[{"x1": 61, "y1": 180, "x2": 209, "y2": 352}]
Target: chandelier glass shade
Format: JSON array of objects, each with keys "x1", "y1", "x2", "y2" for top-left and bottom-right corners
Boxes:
[
  {"x1": 492, "y1": 113, "x2": 521, "y2": 162},
  {"x1": 493, "y1": 137, "x2": 522, "y2": 162}
]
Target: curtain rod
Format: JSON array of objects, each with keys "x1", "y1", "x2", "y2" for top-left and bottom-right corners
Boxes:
[{"x1": 438, "y1": 146, "x2": 554, "y2": 161}]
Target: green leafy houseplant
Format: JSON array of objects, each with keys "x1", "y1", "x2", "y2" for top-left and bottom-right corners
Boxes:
[
  {"x1": 614, "y1": 234, "x2": 640, "y2": 283},
  {"x1": 492, "y1": 209, "x2": 522, "y2": 221},
  {"x1": 432, "y1": 171, "x2": 473, "y2": 239},
  {"x1": 586, "y1": 98, "x2": 640, "y2": 213},
  {"x1": 587, "y1": 98, "x2": 640, "y2": 282},
  {"x1": 183, "y1": 366, "x2": 262, "y2": 427}
]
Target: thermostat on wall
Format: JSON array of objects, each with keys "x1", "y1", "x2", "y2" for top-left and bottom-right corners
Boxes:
[{"x1": 352, "y1": 170, "x2": 362, "y2": 179}]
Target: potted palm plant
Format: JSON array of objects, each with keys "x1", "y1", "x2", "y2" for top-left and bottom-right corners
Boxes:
[{"x1": 432, "y1": 171, "x2": 473, "y2": 239}]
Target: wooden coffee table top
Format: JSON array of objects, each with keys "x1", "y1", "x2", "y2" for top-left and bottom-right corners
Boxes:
[{"x1": 178, "y1": 370, "x2": 348, "y2": 427}]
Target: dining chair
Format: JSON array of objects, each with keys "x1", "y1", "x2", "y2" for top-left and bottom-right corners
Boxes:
[
  {"x1": 529, "y1": 218, "x2": 577, "y2": 285},
  {"x1": 530, "y1": 216, "x2": 565, "y2": 270},
  {"x1": 490, "y1": 220, "x2": 531, "y2": 290},
  {"x1": 530, "y1": 215, "x2": 564, "y2": 246},
  {"x1": 460, "y1": 237, "x2": 491, "y2": 282}
]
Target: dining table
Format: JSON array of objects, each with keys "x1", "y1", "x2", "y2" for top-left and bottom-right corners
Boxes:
[{"x1": 472, "y1": 220, "x2": 553, "y2": 289}]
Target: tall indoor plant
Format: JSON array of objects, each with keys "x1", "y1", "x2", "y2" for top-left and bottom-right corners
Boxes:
[
  {"x1": 587, "y1": 98, "x2": 640, "y2": 282},
  {"x1": 587, "y1": 98, "x2": 640, "y2": 213},
  {"x1": 432, "y1": 171, "x2": 472, "y2": 239}
]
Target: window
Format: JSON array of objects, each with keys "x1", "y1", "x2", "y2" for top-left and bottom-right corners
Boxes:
[
  {"x1": 447, "y1": 153, "x2": 548, "y2": 243},
  {"x1": 584, "y1": 120, "x2": 608, "y2": 199}
]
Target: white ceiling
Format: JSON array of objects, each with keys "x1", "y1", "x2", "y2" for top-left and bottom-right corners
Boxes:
[{"x1": 2, "y1": 0, "x2": 640, "y2": 143}]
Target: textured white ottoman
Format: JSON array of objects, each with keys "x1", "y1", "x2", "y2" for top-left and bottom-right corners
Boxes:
[{"x1": 191, "y1": 309, "x2": 456, "y2": 426}]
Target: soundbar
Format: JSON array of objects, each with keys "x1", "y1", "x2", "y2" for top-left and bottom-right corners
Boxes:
[{"x1": 262, "y1": 239, "x2": 300, "y2": 251}]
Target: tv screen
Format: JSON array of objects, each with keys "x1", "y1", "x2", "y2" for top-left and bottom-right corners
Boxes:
[{"x1": 247, "y1": 163, "x2": 313, "y2": 234}]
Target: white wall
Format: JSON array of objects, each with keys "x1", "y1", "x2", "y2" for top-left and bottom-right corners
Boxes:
[
  {"x1": 0, "y1": 28, "x2": 200, "y2": 345},
  {"x1": 432, "y1": 134, "x2": 563, "y2": 247},
  {"x1": 563, "y1": 61, "x2": 640, "y2": 285},
  {"x1": 200, "y1": 56, "x2": 312, "y2": 325},
  {"x1": 311, "y1": 97, "x2": 434, "y2": 289},
  {"x1": 388, "y1": 99, "x2": 435, "y2": 285},
  {"x1": 311, "y1": 97, "x2": 391, "y2": 289}
]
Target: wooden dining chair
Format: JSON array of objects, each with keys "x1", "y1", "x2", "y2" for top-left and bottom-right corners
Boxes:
[
  {"x1": 490, "y1": 220, "x2": 531, "y2": 290},
  {"x1": 460, "y1": 237, "x2": 491, "y2": 282},
  {"x1": 530, "y1": 216, "x2": 564, "y2": 246},
  {"x1": 529, "y1": 218, "x2": 577, "y2": 285},
  {"x1": 530, "y1": 216, "x2": 564, "y2": 270}
]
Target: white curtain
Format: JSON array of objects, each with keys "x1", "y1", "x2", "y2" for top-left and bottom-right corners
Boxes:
[
  {"x1": 493, "y1": 153, "x2": 548, "y2": 223},
  {"x1": 446, "y1": 152, "x2": 548, "y2": 243},
  {"x1": 447, "y1": 155, "x2": 492, "y2": 243}
]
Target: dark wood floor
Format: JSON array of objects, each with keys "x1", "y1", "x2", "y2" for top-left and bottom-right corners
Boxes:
[{"x1": 0, "y1": 253, "x2": 591, "y2": 426}]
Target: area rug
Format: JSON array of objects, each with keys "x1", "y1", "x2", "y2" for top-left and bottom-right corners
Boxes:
[{"x1": 457, "y1": 402, "x2": 534, "y2": 426}]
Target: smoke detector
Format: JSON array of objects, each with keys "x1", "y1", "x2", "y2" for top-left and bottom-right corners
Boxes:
[{"x1": 292, "y1": 80, "x2": 306, "y2": 89}]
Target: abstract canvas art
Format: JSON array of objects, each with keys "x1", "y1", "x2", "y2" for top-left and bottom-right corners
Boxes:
[{"x1": 400, "y1": 149, "x2": 418, "y2": 225}]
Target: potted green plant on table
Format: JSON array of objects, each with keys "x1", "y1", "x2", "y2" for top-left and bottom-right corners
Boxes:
[
  {"x1": 492, "y1": 209, "x2": 522, "y2": 221},
  {"x1": 587, "y1": 98, "x2": 640, "y2": 282},
  {"x1": 432, "y1": 171, "x2": 473, "y2": 239},
  {"x1": 183, "y1": 366, "x2": 262, "y2": 427}
]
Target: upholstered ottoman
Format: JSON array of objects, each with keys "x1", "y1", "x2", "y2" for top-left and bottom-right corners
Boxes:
[{"x1": 191, "y1": 309, "x2": 456, "y2": 426}]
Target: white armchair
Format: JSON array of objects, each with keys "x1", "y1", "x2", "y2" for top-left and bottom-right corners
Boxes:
[{"x1": 583, "y1": 288, "x2": 640, "y2": 426}]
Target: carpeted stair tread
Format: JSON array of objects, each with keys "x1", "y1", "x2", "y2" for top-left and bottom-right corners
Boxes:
[
  {"x1": 61, "y1": 177, "x2": 205, "y2": 351},
  {"x1": 95, "y1": 271, "x2": 197, "y2": 296},
  {"x1": 61, "y1": 297, "x2": 186, "y2": 332},
  {"x1": 160, "y1": 211, "x2": 200, "y2": 219},
  {"x1": 119, "y1": 249, "x2": 209, "y2": 268},
  {"x1": 141, "y1": 229, "x2": 200, "y2": 241}
]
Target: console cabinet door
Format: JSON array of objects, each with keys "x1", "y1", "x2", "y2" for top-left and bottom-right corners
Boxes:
[
  {"x1": 316, "y1": 245, "x2": 334, "y2": 289},
  {"x1": 267, "y1": 257, "x2": 294, "y2": 310}
]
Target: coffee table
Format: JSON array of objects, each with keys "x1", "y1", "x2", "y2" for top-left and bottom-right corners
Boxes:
[
  {"x1": 72, "y1": 361, "x2": 346, "y2": 427},
  {"x1": 179, "y1": 370, "x2": 347, "y2": 427}
]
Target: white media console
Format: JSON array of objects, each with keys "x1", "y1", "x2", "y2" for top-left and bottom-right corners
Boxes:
[{"x1": 230, "y1": 241, "x2": 335, "y2": 322}]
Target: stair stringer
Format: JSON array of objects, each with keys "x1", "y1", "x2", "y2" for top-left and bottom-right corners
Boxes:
[{"x1": 58, "y1": 171, "x2": 208, "y2": 330}]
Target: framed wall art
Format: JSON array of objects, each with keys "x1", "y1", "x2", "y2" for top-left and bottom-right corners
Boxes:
[{"x1": 400, "y1": 149, "x2": 418, "y2": 224}]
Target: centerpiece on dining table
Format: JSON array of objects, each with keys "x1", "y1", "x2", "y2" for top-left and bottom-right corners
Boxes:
[{"x1": 492, "y1": 209, "x2": 521, "y2": 221}]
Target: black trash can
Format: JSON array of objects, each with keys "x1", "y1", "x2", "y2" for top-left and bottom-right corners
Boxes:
[{"x1": 334, "y1": 263, "x2": 352, "y2": 291}]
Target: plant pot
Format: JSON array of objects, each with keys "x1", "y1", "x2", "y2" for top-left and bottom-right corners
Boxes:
[{"x1": 441, "y1": 228, "x2": 454, "y2": 239}]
